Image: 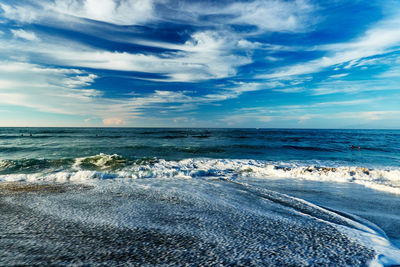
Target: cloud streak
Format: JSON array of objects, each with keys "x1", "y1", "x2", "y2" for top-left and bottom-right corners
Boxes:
[
  {"x1": 0, "y1": 60, "x2": 257, "y2": 125},
  {"x1": 259, "y1": 12, "x2": 400, "y2": 80},
  {"x1": 48, "y1": 0, "x2": 155, "y2": 25},
  {"x1": 11, "y1": 29, "x2": 39, "y2": 41},
  {"x1": 1, "y1": 29, "x2": 252, "y2": 82}
]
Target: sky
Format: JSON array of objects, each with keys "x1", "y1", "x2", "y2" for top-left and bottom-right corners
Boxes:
[{"x1": 0, "y1": 0, "x2": 400, "y2": 128}]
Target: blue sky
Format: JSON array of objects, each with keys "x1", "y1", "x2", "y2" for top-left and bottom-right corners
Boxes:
[{"x1": 0, "y1": 0, "x2": 400, "y2": 128}]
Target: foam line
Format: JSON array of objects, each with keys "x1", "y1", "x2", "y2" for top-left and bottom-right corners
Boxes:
[{"x1": 1, "y1": 154, "x2": 399, "y2": 194}]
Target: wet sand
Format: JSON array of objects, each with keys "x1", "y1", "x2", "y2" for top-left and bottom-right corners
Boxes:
[{"x1": 0, "y1": 180, "x2": 376, "y2": 266}]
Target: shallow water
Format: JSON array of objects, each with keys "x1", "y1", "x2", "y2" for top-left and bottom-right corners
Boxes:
[{"x1": 0, "y1": 179, "x2": 383, "y2": 266}]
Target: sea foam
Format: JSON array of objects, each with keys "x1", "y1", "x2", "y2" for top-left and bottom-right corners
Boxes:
[{"x1": 0, "y1": 154, "x2": 399, "y2": 194}]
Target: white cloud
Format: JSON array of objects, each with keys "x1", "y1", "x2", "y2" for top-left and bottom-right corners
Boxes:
[
  {"x1": 0, "y1": 0, "x2": 317, "y2": 84},
  {"x1": 265, "y1": 56, "x2": 282, "y2": 62},
  {"x1": 1, "y1": 0, "x2": 317, "y2": 33},
  {"x1": 11, "y1": 29, "x2": 39, "y2": 41},
  {"x1": 1, "y1": 1, "x2": 155, "y2": 26},
  {"x1": 0, "y1": 79, "x2": 21, "y2": 89},
  {"x1": 103, "y1": 118, "x2": 124, "y2": 126},
  {"x1": 0, "y1": 60, "x2": 388, "y2": 126},
  {"x1": 227, "y1": 81, "x2": 284, "y2": 93},
  {"x1": 49, "y1": 0, "x2": 155, "y2": 25},
  {"x1": 0, "y1": 61, "x2": 103, "y2": 115},
  {"x1": 232, "y1": 99, "x2": 375, "y2": 117},
  {"x1": 377, "y1": 66, "x2": 400, "y2": 78},
  {"x1": 165, "y1": 0, "x2": 315, "y2": 33},
  {"x1": 0, "y1": 91, "x2": 79, "y2": 114},
  {"x1": 311, "y1": 79, "x2": 399, "y2": 95},
  {"x1": 277, "y1": 99, "x2": 375, "y2": 110},
  {"x1": 0, "y1": 3, "x2": 38, "y2": 22},
  {"x1": 226, "y1": 0, "x2": 315, "y2": 32},
  {"x1": 62, "y1": 74, "x2": 98, "y2": 88},
  {"x1": 0, "y1": 60, "x2": 251, "y2": 123},
  {"x1": 0, "y1": 30, "x2": 251, "y2": 82},
  {"x1": 220, "y1": 110, "x2": 322, "y2": 127},
  {"x1": 274, "y1": 87, "x2": 305, "y2": 93},
  {"x1": 259, "y1": 13, "x2": 400, "y2": 79},
  {"x1": 220, "y1": 97, "x2": 394, "y2": 127},
  {"x1": 329, "y1": 73, "x2": 348, "y2": 78},
  {"x1": 334, "y1": 111, "x2": 400, "y2": 121}
]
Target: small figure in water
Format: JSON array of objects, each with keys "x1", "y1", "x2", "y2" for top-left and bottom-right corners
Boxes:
[
  {"x1": 21, "y1": 134, "x2": 24, "y2": 136},
  {"x1": 29, "y1": 133, "x2": 32, "y2": 137},
  {"x1": 351, "y1": 145, "x2": 361, "y2": 149}
]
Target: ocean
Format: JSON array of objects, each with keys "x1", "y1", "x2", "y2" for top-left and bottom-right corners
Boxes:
[{"x1": 1, "y1": 127, "x2": 400, "y2": 266}]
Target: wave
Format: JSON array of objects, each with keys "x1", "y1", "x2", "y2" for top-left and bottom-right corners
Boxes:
[
  {"x1": 161, "y1": 135, "x2": 188, "y2": 139},
  {"x1": 283, "y1": 145, "x2": 336, "y2": 152},
  {"x1": 1, "y1": 154, "x2": 400, "y2": 194},
  {"x1": 0, "y1": 146, "x2": 42, "y2": 153},
  {"x1": 0, "y1": 134, "x2": 81, "y2": 140},
  {"x1": 0, "y1": 158, "x2": 74, "y2": 174}
]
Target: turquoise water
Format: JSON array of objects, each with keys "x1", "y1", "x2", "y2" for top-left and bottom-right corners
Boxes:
[
  {"x1": 1, "y1": 128, "x2": 400, "y2": 166},
  {"x1": 1, "y1": 128, "x2": 400, "y2": 266}
]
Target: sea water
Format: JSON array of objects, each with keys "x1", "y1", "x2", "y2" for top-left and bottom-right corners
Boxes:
[{"x1": 0, "y1": 128, "x2": 400, "y2": 266}]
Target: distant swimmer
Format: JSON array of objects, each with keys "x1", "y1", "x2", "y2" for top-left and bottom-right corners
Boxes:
[
  {"x1": 29, "y1": 133, "x2": 32, "y2": 137},
  {"x1": 21, "y1": 134, "x2": 24, "y2": 136},
  {"x1": 351, "y1": 145, "x2": 361, "y2": 149}
]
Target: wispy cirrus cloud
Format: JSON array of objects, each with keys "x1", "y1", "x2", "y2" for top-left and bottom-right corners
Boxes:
[
  {"x1": 0, "y1": 0, "x2": 156, "y2": 25},
  {"x1": 0, "y1": 61, "x2": 103, "y2": 114},
  {"x1": 259, "y1": 13, "x2": 400, "y2": 79},
  {"x1": 311, "y1": 78, "x2": 400, "y2": 95},
  {"x1": 0, "y1": 0, "x2": 316, "y2": 84},
  {"x1": 163, "y1": 0, "x2": 316, "y2": 32},
  {"x1": 0, "y1": 2, "x2": 38, "y2": 23},
  {"x1": 225, "y1": 0, "x2": 315, "y2": 32},
  {"x1": 220, "y1": 98, "x2": 398, "y2": 127},
  {"x1": 11, "y1": 29, "x2": 39, "y2": 41},
  {"x1": 334, "y1": 110, "x2": 400, "y2": 121},
  {"x1": 0, "y1": 29, "x2": 251, "y2": 82},
  {"x1": 0, "y1": 60, "x2": 254, "y2": 125},
  {"x1": 1, "y1": 0, "x2": 315, "y2": 31},
  {"x1": 48, "y1": 0, "x2": 155, "y2": 25}
]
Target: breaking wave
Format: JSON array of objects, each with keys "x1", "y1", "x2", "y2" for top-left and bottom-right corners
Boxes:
[{"x1": 0, "y1": 154, "x2": 399, "y2": 194}]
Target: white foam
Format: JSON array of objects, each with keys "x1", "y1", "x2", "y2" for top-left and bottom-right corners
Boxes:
[
  {"x1": 2, "y1": 161, "x2": 400, "y2": 265},
  {"x1": 231, "y1": 180, "x2": 400, "y2": 266},
  {"x1": 1, "y1": 156, "x2": 399, "y2": 194},
  {"x1": 143, "y1": 158, "x2": 400, "y2": 194},
  {"x1": 337, "y1": 225, "x2": 400, "y2": 267}
]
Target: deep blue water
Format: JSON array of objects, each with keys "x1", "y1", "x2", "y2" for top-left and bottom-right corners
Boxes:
[{"x1": 1, "y1": 127, "x2": 400, "y2": 167}]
